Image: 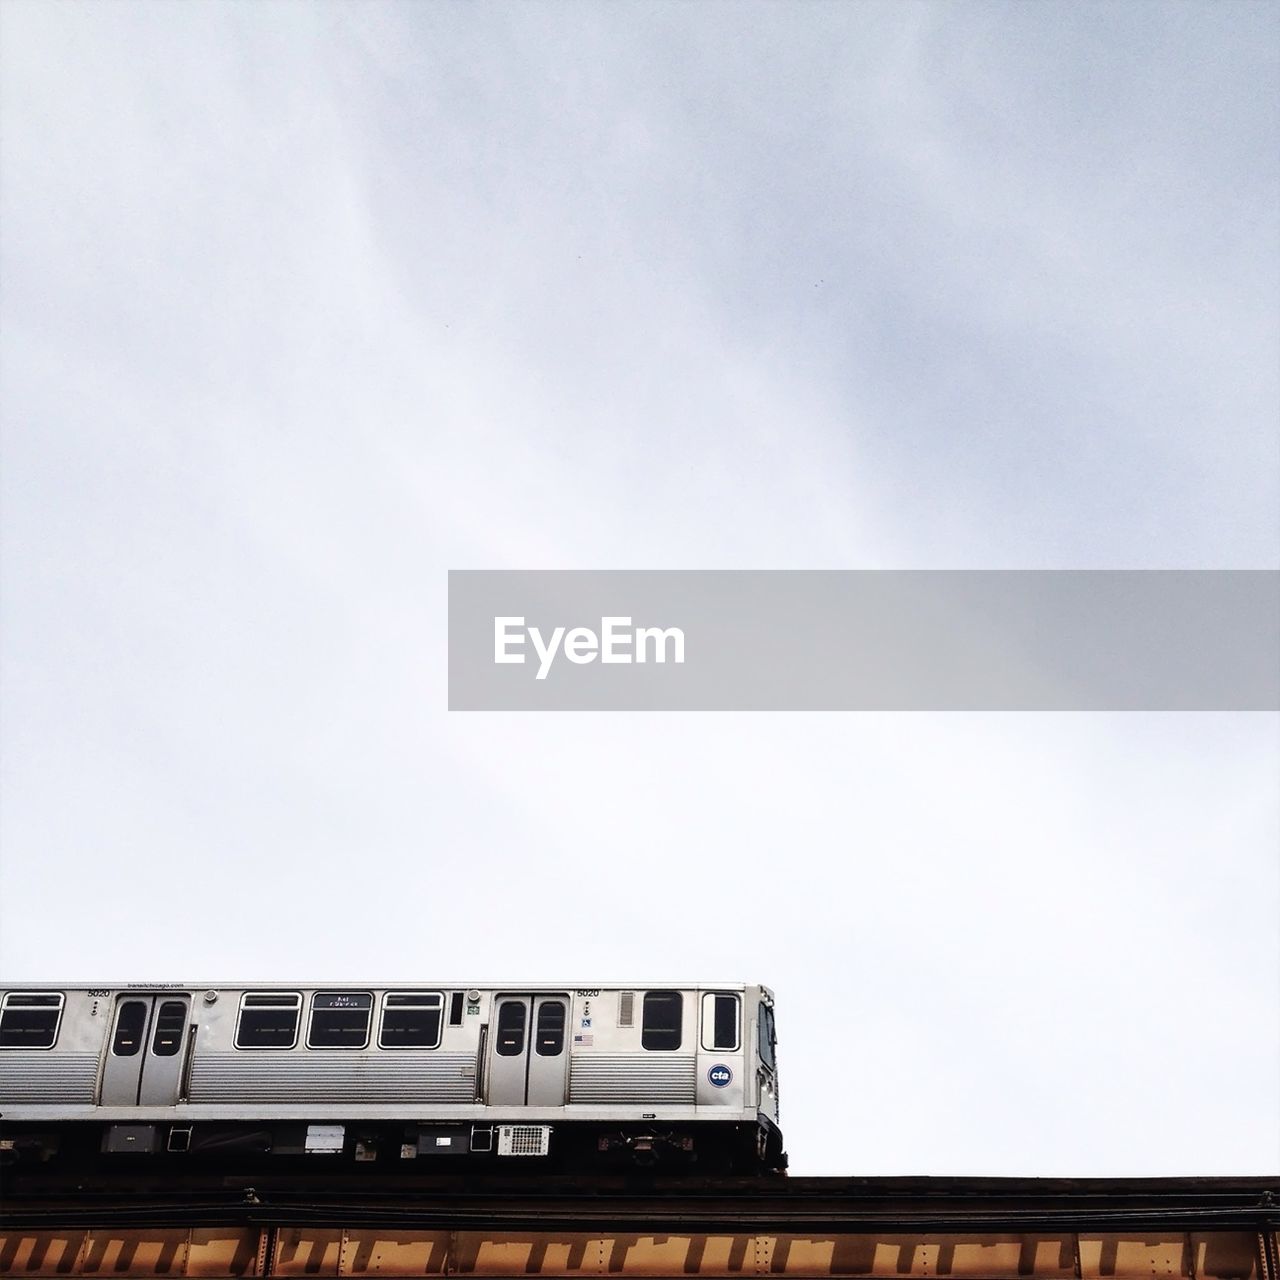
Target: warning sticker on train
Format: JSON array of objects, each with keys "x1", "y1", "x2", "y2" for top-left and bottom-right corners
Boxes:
[{"x1": 708, "y1": 1063, "x2": 733, "y2": 1088}]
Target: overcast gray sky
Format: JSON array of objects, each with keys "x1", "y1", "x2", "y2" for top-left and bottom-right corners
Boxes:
[{"x1": 1, "y1": 1, "x2": 1277, "y2": 1175}]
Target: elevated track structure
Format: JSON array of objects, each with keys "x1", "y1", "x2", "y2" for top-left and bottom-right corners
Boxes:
[{"x1": 1, "y1": 1175, "x2": 1276, "y2": 1278}]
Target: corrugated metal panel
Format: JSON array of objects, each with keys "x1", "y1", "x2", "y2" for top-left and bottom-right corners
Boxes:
[
  {"x1": 0, "y1": 1051, "x2": 98, "y2": 1103},
  {"x1": 569, "y1": 1054, "x2": 696, "y2": 1103},
  {"x1": 188, "y1": 1052, "x2": 476, "y2": 1103}
]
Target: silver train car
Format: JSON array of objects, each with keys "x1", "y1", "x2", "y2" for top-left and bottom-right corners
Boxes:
[{"x1": 0, "y1": 983, "x2": 785, "y2": 1172}]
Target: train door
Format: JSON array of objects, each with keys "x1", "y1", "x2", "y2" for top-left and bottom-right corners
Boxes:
[
  {"x1": 100, "y1": 995, "x2": 191, "y2": 1106},
  {"x1": 487, "y1": 994, "x2": 569, "y2": 1106}
]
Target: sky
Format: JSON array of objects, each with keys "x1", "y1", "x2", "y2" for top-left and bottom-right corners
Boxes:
[{"x1": 1, "y1": 1, "x2": 1277, "y2": 1175}]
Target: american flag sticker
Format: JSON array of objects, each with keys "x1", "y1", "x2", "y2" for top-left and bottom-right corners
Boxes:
[{"x1": 574, "y1": 1033, "x2": 593, "y2": 1046}]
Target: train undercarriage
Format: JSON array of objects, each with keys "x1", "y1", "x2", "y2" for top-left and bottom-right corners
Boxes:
[{"x1": 1, "y1": 1117, "x2": 788, "y2": 1176}]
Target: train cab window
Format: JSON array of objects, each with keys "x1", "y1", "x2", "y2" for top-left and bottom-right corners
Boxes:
[
  {"x1": 641, "y1": 991, "x2": 683, "y2": 1051},
  {"x1": 235, "y1": 993, "x2": 301, "y2": 1049},
  {"x1": 379, "y1": 992, "x2": 443, "y2": 1048},
  {"x1": 151, "y1": 1001, "x2": 187, "y2": 1057},
  {"x1": 112, "y1": 1000, "x2": 149, "y2": 1056},
  {"x1": 495, "y1": 1000, "x2": 527, "y2": 1056},
  {"x1": 535, "y1": 1000, "x2": 566, "y2": 1056},
  {"x1": 700, "y1": 992, "x2": 740, "y2": 1052},
  {"x1": 308, "y1": 992, "x2": 373, "y2": 1048},
  {"x1": 758, "y1": 1003, "x2": 777, "y2": 1070},
  {"x1": 0, "y1": 992, "x2": 64, "y2": 1049}
]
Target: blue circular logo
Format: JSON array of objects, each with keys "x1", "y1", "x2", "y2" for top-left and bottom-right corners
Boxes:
[{"x1": 707, "y1": 1063, "x2": 733, "y2": 1088}]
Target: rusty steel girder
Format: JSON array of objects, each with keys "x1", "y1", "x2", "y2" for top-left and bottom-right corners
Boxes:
[{"x1": 0, "y1": 1227, "x2": 1275, "y2": 1278}]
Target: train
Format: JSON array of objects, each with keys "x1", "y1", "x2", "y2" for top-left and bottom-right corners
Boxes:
[{"x1": 0, "y1": 983, "x2": 786, "y2": 1173}]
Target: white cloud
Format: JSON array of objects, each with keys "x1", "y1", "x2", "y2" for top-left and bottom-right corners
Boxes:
[{"x1": 1, "y1": 1, "x2": 1276, "y2": 1174}]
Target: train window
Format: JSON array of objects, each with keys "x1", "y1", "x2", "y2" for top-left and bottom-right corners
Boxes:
[
  {"x1": 151, "y1": 1001, "x2": 187, "y2": 1057},
  {"x1": 535, "y1": 1000, "x2": 566, "y2": 1056},
  {"x1": 700, "y1": 992, "x2": 740, "y2": 1052},
  {"x1": 112, "y1": 1000, "x2": 149, "y2": 1057},
  {"x1": 641, "y1": 991, "x2": 683, "y2": 1051},
  {"x1": 0, "y1": 992, "x2": 64, "y2": 1049},
  {"x1": 308, "y1": 992, "x2": 373, "y2": 1049},
  {"x1": 495, "y1": 1000, "x2": 526, "y2": 1056},
  {"x1": 448, "y1": 992, "x2": 465, "y2": 1027},
  {"x1": 379, "y1": 992, "x2": 444, "y2": 1049},
  {"x1": 758, "y1": 1003, "x2": 777, "y2": 1070},
  {"x1": 235, "y1": 992, "x2": 301, "y2": 1049}
]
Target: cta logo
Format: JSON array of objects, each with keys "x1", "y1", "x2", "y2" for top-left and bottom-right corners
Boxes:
[{"x1": 707, "y1": 1063, "x2": 733, "y2": 1089}]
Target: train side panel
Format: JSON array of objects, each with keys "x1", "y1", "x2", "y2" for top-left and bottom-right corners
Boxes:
[{"x1": 0, "y1": 983, "x2": 785, "y2": 1172}]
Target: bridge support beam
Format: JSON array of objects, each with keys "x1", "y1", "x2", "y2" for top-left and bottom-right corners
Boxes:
[{"x1": 1, "y1": 1227, "x2": 1273, "y2": 1278}]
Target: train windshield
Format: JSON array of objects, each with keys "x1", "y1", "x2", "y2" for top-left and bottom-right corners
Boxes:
[{"x1": 758, "y1": 1003, "x2": 777, "y2": 1070}]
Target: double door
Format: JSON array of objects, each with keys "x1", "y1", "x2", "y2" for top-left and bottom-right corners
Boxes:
[
  {"x1": 487, "y1": 994, "x2": 568, "y2": 1106},
  {"x1": 100, "y1": 994, "x2": 191, "y2": 1106}
]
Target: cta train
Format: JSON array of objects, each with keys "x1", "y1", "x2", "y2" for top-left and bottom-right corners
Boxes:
[{"x1": 0, "y1": 983, "x2": 785, "y2": 1172}]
